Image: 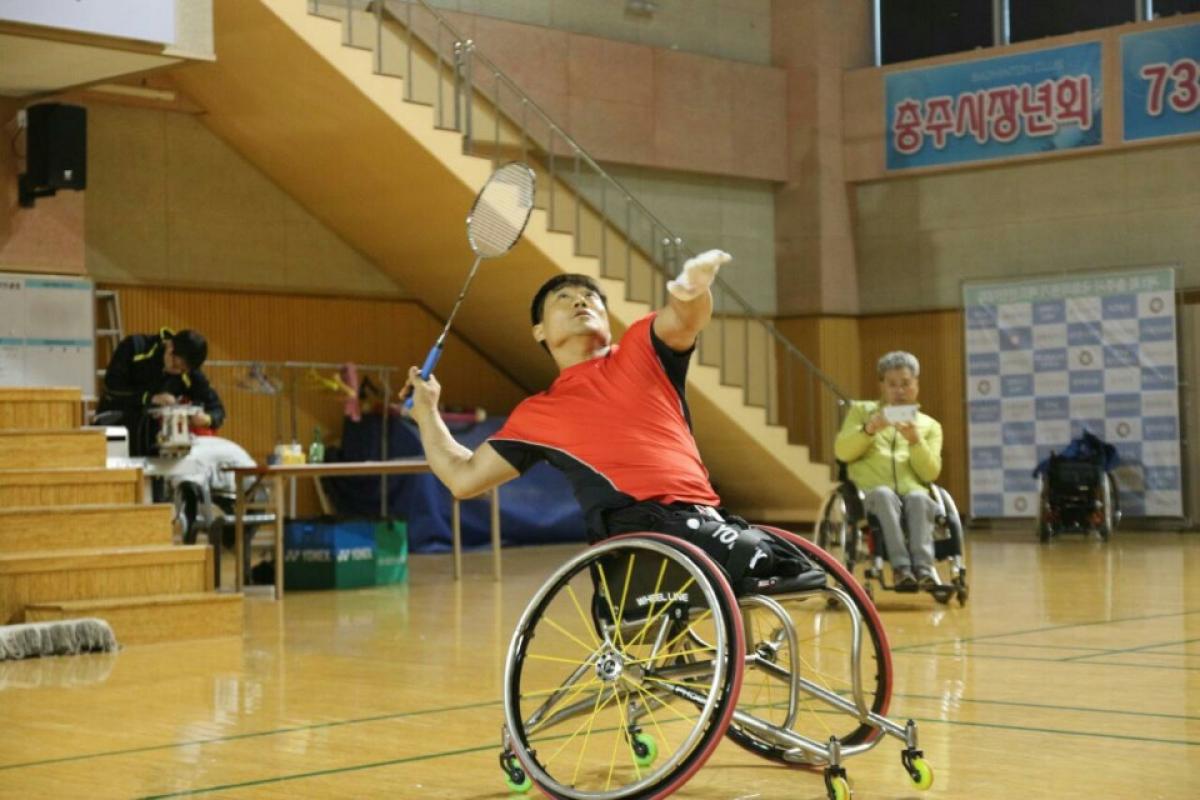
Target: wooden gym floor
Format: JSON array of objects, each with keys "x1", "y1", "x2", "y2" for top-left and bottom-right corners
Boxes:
[{"x1": 1, "y1": 529, "x2": 1197, "y2": 799}]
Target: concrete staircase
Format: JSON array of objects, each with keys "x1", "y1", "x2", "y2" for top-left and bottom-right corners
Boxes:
[
  {"x1": 0, "y1": 387, "x2": 242, "y2": 644},
  {"x1": 170, "y1": 0, "x2": 837, "y2": 518}
]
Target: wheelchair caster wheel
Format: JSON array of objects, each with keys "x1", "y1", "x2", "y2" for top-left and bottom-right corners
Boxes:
[
  {"x1": 500, "y1": 752, "x2": 533, "y2": 794},
  {"x1": 902, "y1": 749, "x2": 934, "y2": 790},
  {"x1": 957, "y1": 586, "x2": 969, "y2": 606},
  {"x1": 824, "y1": 766, "x2": 851, "y2": 800},
  {"x1": 931, "y1": 586, "x2": 954, "y2": 605},
  {"x1": 630, "y1": 732, "x2": 658, "y2": 767},
  {"x1": 827, "y1": 775, "x2": 850, "y2": 800}
]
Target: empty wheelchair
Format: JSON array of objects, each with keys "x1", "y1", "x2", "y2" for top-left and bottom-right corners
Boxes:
[
  {"x1": 816, "y1": 464, "x2": 968, "y2": 605},
  {"x1": 498, "y1": 528, "x2": 932, "y2": 800},
  {"x1": 1036, "y1": 453, "x2": 1120, "y2": 542}
]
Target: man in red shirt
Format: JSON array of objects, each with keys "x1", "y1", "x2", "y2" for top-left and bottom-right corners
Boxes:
[{"x1": 403, "y1": 251, "x2": 820, "y2": 593}]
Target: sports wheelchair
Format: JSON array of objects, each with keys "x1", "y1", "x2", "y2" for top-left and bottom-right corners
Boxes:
[
  {"x1": 1036, "y1": 452, "x2": 1120, "y2": 542},
  {"x1": 498, "y1": 528, "x2": 932, "y2": 800},
  {"x1": 815, "y1": 464, "x2": 968, "y2": 605}
]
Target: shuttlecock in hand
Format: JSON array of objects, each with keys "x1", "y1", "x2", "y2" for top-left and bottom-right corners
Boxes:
[{"x1": 667, "y1": 249, "x2": 731, "y2": 301}]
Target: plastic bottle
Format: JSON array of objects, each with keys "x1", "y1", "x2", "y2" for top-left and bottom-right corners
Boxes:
[{"x1": 309, "y1": 427, "x2": 326, "y2": 464}]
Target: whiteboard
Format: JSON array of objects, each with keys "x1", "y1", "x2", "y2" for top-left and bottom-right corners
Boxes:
[{"x1": 0, "y1": 272, "x2": 95, "y2": 397}]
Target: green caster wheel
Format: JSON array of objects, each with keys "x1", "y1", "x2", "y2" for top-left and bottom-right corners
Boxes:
[{"x1": 631, "y1": 732, "x2": 658, "y2": 767}]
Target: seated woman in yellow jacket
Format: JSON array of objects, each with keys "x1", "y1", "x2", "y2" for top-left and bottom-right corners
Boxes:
[{"x1": 835, "y1": 351, "x2": 943, "y2": 591}]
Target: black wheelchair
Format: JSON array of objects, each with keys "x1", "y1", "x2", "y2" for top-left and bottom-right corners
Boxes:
[
  {"x1": 815, "y1": 464, "x2": 968, "y2": 606},
  {"x1": 498, "y1": 528, "x2": 933, "y2": 800},
  {"x1": 1036, "y1": 453, "x2": 1120, "y2": 542}
]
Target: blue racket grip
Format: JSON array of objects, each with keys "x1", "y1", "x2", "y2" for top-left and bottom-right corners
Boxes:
[{"x1": 404, "y1": 344, "x2": 444, "y2": 410}]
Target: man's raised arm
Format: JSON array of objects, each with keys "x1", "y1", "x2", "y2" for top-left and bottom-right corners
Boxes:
[
  {"x1": 403, "y1": 367, "x2": 519, "y2": 499},
  {"x1": 653, "y1": 249, "x2": 731, "y2": 351}
]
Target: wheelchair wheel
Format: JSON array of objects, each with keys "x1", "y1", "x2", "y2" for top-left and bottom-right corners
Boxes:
[
  {"x1": 726, "y1": 527, "x2": 893, "y2": 763},
  {"x1": 503, "y1": 534, "x2": 744, "y2": 799},
  {"x1": 815, "y1": 492, "x2": 856, "y2": 572}
]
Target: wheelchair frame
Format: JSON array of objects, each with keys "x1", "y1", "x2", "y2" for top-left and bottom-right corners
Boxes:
[
  {"x1": 498, "y1": 530, "x2": 932, "y2": 800},
  {"x1": 816, "y1": 477, "x2": 969, "y2": 606}
]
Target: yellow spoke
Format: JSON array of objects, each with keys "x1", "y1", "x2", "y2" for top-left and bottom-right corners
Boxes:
[
  {"x1": 624, "y1": 675, "x2": 697, "y2": 725},
  {"x1": 605, "y1": 686, "x2": 629, "y2": 790},
  {"x1": 624, "y1": 560, "x2": 671, "y2": 650},
  {"x1": 540, "y1": 613, "x2": 603, "y2": 657},
  {"x1": 615, "y1": 555, "x2": 636, "y2": 650},
  {"x1": 656, "y1": 609, "x2": 714, "y2": 656},
  {"x1": 526, "y1": 677, "x2": 605, "y2": 736},
  {"x1": 595, "y1": 564, "x2": 623, "y2": 650},
  {"x1": 619, "y1": 674, "x2": 673, "y2": 754},
  {"x1": 567, "y1": 682, "x2": 617, "y2": 784},
  {"x1": 528, "y1": 653, "x2": 601, "y2": 666},
  {"x1": 611, "y1": 683, "x2": 644, "y2": 784},
  {"x1": 566, "y1": 584, "x2": 601, "y2": 649},
  {"x1": 625, "y1": 575, "x2": 697, "y2": 652},
  {"x1": 521, "y1": 677, "x2": 602, "y2": 701},
  {"x1": 623, "y1": 646, "x2": 716, "y2": 666}
]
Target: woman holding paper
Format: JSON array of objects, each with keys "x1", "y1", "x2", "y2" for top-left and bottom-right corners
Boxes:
[{"x1": 835, "y1": 351, "x2": 944, "y2": 591}]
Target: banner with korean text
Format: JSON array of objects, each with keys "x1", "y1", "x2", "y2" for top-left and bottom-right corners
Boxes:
[
  {"x1": 963, "y1": 268, "x2": 1182, "y2": 520},
  {"x1": 886, "y1": 43, "x2": 1102, "y2": 170},
  {"x1": 1122, "y1": 22, "x2": 1200, "y2": 142}
]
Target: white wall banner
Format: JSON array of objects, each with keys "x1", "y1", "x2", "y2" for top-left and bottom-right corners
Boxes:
[
  {"x1": 0, "y1": 0, "x2": 175, "y2": 44},
  {"x1": 0, "y1": 272, "x2": 95, "y2": 397},
  {"x1": 963, "y1": 268, "x2": 1182, "y2": 519}
]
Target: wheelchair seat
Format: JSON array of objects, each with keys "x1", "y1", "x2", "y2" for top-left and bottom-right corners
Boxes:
[{"x1": 816, "y1": 462, "x2": 968, "y2": 605}]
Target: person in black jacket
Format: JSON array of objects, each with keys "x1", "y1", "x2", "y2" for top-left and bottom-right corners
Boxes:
[{"x1": 98, "y1": 327, "x2": 225, "y2": 456}]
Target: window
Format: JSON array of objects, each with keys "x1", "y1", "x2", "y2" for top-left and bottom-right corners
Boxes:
[
  {"x1": 1009, "y1": 0, "x2": 1134, "y2": 43},
  {"x1": 880, "y1": 0, "x2": 994, "y2": 65},
  {"x1": 1151, "y1": 0, "x2": 1200, "y2": 16}
]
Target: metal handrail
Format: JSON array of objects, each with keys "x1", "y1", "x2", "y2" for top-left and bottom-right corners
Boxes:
[{"x1": 310, "y1": 0, "x2": 851, "y2": 457}]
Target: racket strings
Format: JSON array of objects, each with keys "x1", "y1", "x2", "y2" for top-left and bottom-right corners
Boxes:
[{"x1": 469, "y1": 165, "x2": 535, "y2": 257}]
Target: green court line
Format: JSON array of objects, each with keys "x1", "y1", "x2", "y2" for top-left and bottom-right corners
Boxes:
[
  {"x1": 1060, "y1": 637, "x2": 1200, "y2": 662},
  {"x1": 132, "y1": 712, "x2": 1200, "y2": 798},
  {"x1": 940, "y1": 641, "x2": 1111, "y2": 653},
  {"x1": 0, "y1": 698, "x2": 502, "y2": 772},
  {"x1": 898, "y1": 647, "x2": 1200, "y2": 671},
  {"x1": 891, "y1": 608, "x2": 1200, "y2": 654},
  {"x1": 136, "y1": 741, "x2": 501, "y2": 799},
  {"x1": 891, "y1": 692, "x2": 1200, "y2": 722}
]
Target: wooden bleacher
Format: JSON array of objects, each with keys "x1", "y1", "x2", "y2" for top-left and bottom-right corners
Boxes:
[{"x1": 0, "y1": 387, "x2": 242, "y2": 645}]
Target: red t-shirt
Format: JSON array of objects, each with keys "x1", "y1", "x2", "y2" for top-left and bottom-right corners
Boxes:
[{"x1": 490, "y1": 313, "x2": 720, "y2": 525}]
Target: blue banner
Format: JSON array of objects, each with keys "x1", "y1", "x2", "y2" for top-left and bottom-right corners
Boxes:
[
  {"x1": 1122, "y1": 22, "x2": 1200, "y2": 142},
  {"x1": 886, "y1": 43, "x2": 1102, "y2": 170}
]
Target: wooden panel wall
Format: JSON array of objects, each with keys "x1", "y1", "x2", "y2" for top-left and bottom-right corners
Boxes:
[{"x1": 105, "y1": 285, "x2": 529, "y2": 471}]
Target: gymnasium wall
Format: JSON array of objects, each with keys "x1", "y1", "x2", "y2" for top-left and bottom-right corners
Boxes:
[
  {"x1": 852, "y1": 140, "x2": 1200, "y2": 314},
  {"x1": 424, "y1": 0, "x2": 774, "y2": 65},
  {"x1": 844, "y1": 14, "x2": 1200, "y2": 315},
  {"x1": 84, "y1": 102, "x2": 405, "y2": 297}
]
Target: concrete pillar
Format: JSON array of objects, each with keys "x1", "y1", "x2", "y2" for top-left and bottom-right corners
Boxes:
[{"x1": 772, "y1": 0, "x2": 873, "y2": 315}]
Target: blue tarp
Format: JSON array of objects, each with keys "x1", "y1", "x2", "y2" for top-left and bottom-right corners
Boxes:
[{"x1": 324, "y1": 414, "x2": 586, "y2": 553}]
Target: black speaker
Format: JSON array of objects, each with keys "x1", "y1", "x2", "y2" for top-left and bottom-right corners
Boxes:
[{"x1": 18, "y1": 103, "x2": 87, "y2": 208}]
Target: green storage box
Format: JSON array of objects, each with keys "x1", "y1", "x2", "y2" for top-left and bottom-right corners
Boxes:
[
  {"x1": 284, "y1": 518, "x2": 376, "y2": 590},
  {"x1": 374, "y1": 518, "x2": 408, "y2": 585}
]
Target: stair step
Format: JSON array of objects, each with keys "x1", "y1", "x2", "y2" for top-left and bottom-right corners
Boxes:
[
  {"x1": 0, "y1": 468, "x2": 143, "y2": 508},
  {"x1": 0, "y1": 503, "x2": 173, "y2": 552},
  {"x1": 0, "y1": 388, "x2": 82, "y2": 431},
  {"x1": 0, "y1": 429, "x2": 107, "y2": 469},
  {"x1": 0, "y1": 545, "x2": 213, "y2": 625},
  {"x1": 24, "y1": 592, "x2": 243, "y2": 645}
]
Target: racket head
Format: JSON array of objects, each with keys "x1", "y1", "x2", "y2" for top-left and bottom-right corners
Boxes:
[{"x1": 466, "y1": 161, "x2": 536, "y2": 259}]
